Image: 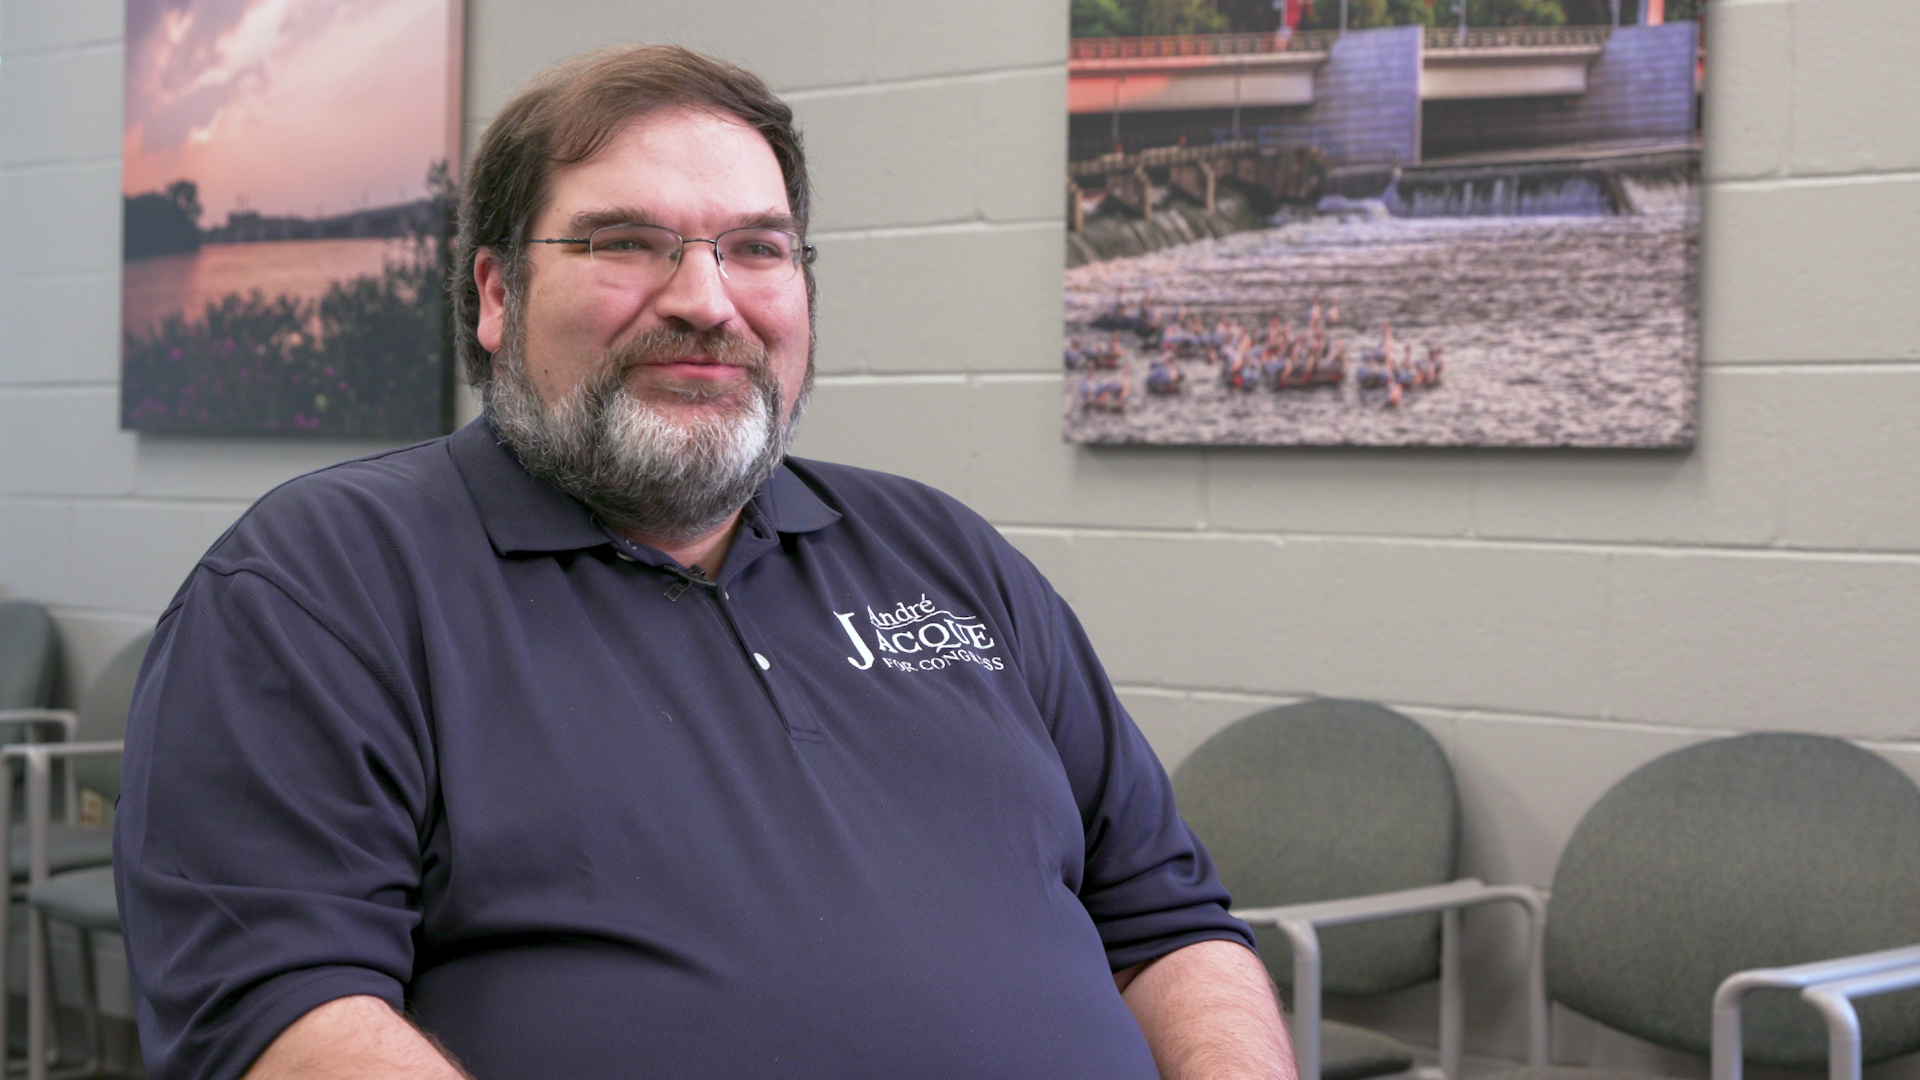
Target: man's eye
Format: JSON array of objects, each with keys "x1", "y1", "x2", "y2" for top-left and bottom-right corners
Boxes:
[{"x1": 726, "y1": 236, "x2": 789, "y2": 261}]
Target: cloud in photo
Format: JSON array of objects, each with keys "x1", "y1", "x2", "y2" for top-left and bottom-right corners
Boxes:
[{"x1": 124, "y1": 0, "x2": 454, "y2": 222}]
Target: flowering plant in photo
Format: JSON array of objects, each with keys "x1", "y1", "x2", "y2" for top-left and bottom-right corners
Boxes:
[{"x1": 122, "y1": 168, "x2": 453, "y2": 437}]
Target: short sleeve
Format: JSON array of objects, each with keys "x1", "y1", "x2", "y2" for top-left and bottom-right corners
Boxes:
[
  {"x1": 1001, "y1": 547, "x2": 1257, "y2": 971},
  {"x1": 116, "y1": 566, "x2": 434, "y2": 1080}
]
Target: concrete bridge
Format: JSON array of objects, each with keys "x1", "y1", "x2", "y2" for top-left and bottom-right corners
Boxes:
[
  {"x1": 1065, "y1": 139, "x2": 1326, "y2": 231},
  {"x1": 1068, "y1": 23, "x2": 1698, "y2": 168}
]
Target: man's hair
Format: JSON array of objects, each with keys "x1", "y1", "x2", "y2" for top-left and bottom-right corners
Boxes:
[{"x1": 452, "y1": 44, "x2": 811, "y2": 388}]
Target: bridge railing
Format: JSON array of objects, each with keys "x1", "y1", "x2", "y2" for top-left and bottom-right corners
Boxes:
[
  {"x1": 1069, "y1": 30, "x2": 1340, "y2": 60},
  {"x1": 1423, "y1": 25, "x2": 1613, "y2": 49},
  {"x1": 1069, "y1": 25, "x2": 1614, "y2": 60}
]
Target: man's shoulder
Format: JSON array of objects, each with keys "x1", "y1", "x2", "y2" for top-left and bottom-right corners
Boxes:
[
  {"x1": 781, "y1": 456, "x2": 991, "y2": 535},
  {"x1": 777, "y1": 456, "x2": 1046, "y2": 597},
  {"x1": 775, "y1": 457, "x2": 1013, "y2": 549},
  {"x1": 203, "y1": 433, "x2": 472, "y2": 574}
]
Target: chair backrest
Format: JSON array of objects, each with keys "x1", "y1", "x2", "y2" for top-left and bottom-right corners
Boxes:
[
  {"x1": 1172, "y1": 698, "x2": 1460, "y2": 995},
  {"x1": 0, "y1": 600, "x2": 59, "y2": 711},
  {"x1": 69, "y1": 629, "x2": 154, "y2": 802},
  {"x1": 1545, "y1": 733, "x2": 1920, "y2": 1069}
]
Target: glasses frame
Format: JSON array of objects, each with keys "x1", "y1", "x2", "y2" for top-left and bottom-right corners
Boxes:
[{"x1": 521, "y1": 223, "x2": 817, "y2": 288}]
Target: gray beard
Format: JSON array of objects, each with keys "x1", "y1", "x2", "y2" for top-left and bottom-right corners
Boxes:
[{"x1": 487, "y1": 320, "x2": 807, "y2": 545}]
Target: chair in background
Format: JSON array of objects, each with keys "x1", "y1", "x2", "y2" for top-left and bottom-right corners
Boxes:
[
  {"x1": 0, "y1": 601, "x2": 60, "y2": 716},
  {"x1": 1, "y1": 630, "x2": 149, "y2": 1080},
  {"x1": 1486, "y1": 732, "x2": 1920, "y2": 1080},
  {"x1": 1173, "y1": 698, "x2": 1546, "y2": 1080}
]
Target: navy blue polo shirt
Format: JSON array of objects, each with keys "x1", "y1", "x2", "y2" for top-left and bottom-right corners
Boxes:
[{"x1": 116, "y1": 418, "x2": 1252, "y2": 1080}]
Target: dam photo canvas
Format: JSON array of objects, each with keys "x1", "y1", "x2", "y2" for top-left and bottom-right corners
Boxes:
[
  {"x1": 121, "y1": 0, "x2": 464, "y2": 437},
  {"x1": 1063, "y1": 0, "x2": 1702, "y2": 448}
]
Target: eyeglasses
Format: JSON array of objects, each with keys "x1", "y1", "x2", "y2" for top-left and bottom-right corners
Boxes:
[{"x1": 523, "y1": 224, "x2": 816, "y2": 288}]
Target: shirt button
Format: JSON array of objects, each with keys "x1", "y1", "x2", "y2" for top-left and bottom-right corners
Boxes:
[
  {"x1": 615, "y1": 551, "x2": 637, "y2": 562},
  {"x1": 753, "y1": 653, "x2": 771, "y2": 671}
]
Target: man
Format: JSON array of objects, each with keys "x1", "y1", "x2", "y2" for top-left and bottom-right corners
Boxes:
[{"x1": 116, "y1": 46, "x2": 1294, "y2": 1080}]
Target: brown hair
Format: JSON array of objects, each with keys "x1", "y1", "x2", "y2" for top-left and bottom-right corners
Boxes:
[{"x1": 452, "y1": 45, "x2": 811, "y2": 387}]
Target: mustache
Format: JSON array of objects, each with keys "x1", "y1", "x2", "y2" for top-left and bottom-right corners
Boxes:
[{"x1": 605, "y1": 325, "x2": 769, "y2": 378}]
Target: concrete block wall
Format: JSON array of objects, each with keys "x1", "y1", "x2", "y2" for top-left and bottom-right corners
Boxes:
[{"x1": 4, "y1": 0, "x2": 1920, "y2": 1070}]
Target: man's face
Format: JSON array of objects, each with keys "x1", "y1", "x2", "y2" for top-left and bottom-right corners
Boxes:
[{"x1": 475, "y1": 106, "x2": 812, "y2": 430}]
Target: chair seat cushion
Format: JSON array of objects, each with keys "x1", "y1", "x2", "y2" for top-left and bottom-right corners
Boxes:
[
  {"x1": 9, "y1": 824, "x2": 114, "y2": 879},
  {"x1": 1321, "y1": 1019, "x2": 1417, "y2": 1080},
  {"x1": 27, "y1": 866, "x2": 118, "y2": 932}
]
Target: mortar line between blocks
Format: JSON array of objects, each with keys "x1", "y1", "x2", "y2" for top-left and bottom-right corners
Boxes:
[
  {"x1": 989, "y1": 524, "x2": 1920, "y2": 564},
  {"x1": 0, "y1": 156, "x2": 122, "y2": 176},
  {"x1": 810, "y1": 217, "x2": 1062, "y2": 241},
  {"x1": 1707, "y1": 360, "x2": 1920, "y2": 374},
  {"x1": 779, "y1": 61, "x2": 1064, "y2": 101},
  {"x1": 815, "y1": 372, "x2": 1055, "y2": 386},
  {"x1": 1107, "y1": 685, "x2": 1748, "y2": 739},
  {"x1": 0, "y1": 41, "x2": 124, "y2": 61},
  {"x1": 1712, "y1": 167, "x2": 1920, "y2": 192}
]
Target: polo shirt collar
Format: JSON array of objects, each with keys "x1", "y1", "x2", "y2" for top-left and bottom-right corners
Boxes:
[{"x1": 448, "y1": 417, "x2": 839, "y2": 556}]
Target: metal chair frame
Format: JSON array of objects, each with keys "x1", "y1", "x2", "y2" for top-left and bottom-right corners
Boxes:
[
  {"x1": 0, "y1": 742, "x2": 123, "y2": 1080},
  {"x1": 1714, "y1": 945, "x2": 1920, "y2": 1080},
  {"x1": 1236, "y1": 878, "x2": 1550, "y2": 1080},
  {"x1": 0, "y1": 713, "x2": 83, "y2": 1078}
]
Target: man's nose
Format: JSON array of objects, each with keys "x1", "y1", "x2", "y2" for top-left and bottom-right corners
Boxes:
[{"x1": 652, "y1": 240, "x2": 737, "y2": 331}]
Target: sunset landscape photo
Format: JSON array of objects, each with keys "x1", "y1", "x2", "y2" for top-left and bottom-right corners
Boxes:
[{"x1": 121, "y1": 0, "x2": 463, "y2": 437}]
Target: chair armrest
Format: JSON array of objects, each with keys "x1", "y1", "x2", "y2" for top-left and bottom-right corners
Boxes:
[
  {"x1": 1233, "y1": 878, "x2": 1545, "y2": 929},
  {"x1": 1234, "y1": 879, "x2": 1549, "y2": 1080},
  {"x1": 1801, "y1": 962, "x2": 1920, "y2": 1080},
  {"x1": 0, "y1": 710, "x2": 78, "y2": 744},
  {"x1": 1714, "y1": 945, "x2": 1920, "y2": 1080},
  {"x1": 2, "y1": 742, "x2": 124, "y2": 886}
]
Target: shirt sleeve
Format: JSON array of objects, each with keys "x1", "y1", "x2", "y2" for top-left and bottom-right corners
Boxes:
[
  {"x1": 999, "y1": 544, "x2": 1258, "y2": 971},
  {"x1": 116, "y1": 565, "x2": 434, "y2": 1080}
]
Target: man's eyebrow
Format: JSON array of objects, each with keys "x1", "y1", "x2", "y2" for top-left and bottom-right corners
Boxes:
[
  {"x1": 565, "y1": 207, "x2": 651, "y2": 236},
  {"x1": 562, "y1": 207, "x2": 803, "y2": 236}
]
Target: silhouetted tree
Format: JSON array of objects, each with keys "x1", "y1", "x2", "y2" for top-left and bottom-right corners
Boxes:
[
  {"x1": 164, "y1": 179, "x2": 202, "y2": 226},
  {"x1": 124, "y1": 179, "x2": 204, "y2": 259}
]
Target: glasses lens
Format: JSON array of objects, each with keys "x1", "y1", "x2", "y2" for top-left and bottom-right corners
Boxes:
[
  {"x1": 716, "y1": 229, "x2": 801, "y2": 286},
  {"x1": 588, "y1": 225, "x2": 680, "y2": 286}
]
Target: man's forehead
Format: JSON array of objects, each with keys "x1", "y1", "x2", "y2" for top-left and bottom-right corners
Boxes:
[{"x1": 537, "y1": 107, "x2": 790, "y2": 226}]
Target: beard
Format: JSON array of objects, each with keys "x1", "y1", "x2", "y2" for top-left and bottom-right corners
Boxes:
[{"x1": 486, "y1": 311, "x2": 811, "y2": 545}]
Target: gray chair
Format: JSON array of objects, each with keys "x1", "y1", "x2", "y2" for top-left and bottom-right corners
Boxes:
[
  {"x1": 0, "y1": 600, "x2": 60, "y2": 714},
  {"x1": 0, "y1": 599, "x2": 82, "y2": 862},
  {"x1": 1174, "y1": 699, "x2": 1546, "y2": 1080},
  {"x1": 1, "y1": 630, "x2": 149, "y2": 1080},
  {"x1": 1492, "y1": 732, "x2": 1920, "y2": 1080}
]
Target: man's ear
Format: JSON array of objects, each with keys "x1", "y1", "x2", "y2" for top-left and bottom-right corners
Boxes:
[{"x1": 474, "y1": 248, "x2": 509, "y2": 355}]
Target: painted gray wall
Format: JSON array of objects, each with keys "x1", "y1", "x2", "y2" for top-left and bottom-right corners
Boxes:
[{"x1": 3, "y1": 0, "x2": 1920, "y2": 1069}]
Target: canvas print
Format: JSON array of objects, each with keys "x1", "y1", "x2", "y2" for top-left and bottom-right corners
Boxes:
[
  {"x1": 1064, "y1": 0, "x2": 1701, "y2": 447},
  {"x1": 122, "y1": 0, "x2": 464, "y2": 437}
]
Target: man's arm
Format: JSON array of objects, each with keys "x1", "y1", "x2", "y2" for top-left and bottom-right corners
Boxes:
[
  {"x1": 243, "y1": 997, "x2": 468, "y2": 1080},
  {"x1": 1117, "y1": 940, "x2": 1298, "y2": 1080}
]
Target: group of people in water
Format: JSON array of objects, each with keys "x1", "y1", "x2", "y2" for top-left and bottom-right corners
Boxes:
[{"x1": 1068, "y1": 294, "x2": 1446, "y2": 413}]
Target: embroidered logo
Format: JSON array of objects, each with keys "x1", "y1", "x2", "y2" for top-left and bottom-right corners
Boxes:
[{"x1": 833, "y1": 594, "x2": 1005, "y2": 674}]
